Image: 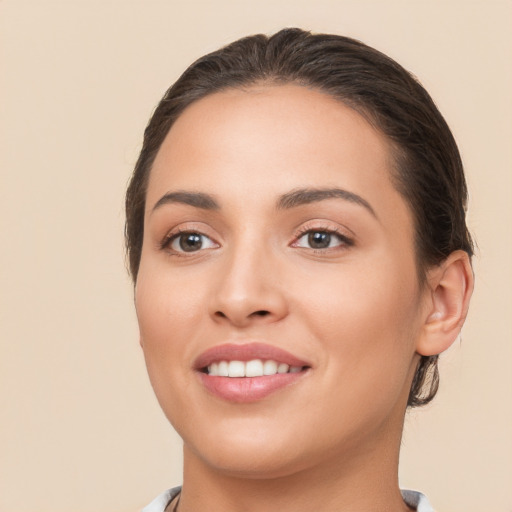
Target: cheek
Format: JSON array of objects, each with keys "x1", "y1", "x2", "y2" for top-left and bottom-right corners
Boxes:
[
  {"x1": 134, "y1": 267, "x2": 201, "y2": 425},
  {"x1": 295, "y1": 254, "x2": 421, "y2": 390},
  {"x1": 134, "y1": 263, "x2": 204, "y2": 388},
  {"x1": 136, "y1": 260, "x2": 203, "y2": 342}
]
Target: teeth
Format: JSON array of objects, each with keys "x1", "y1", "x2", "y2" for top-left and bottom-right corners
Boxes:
[
  {"x1": 228, "y1": 360, "x2": 245, "y2": 377},
  {"x1": 246, "y1": 359, "x2": 264, "y2": 377},
  {"x1": 207, "y1": 359, "x2": 303, "y2": 377},
  {"x1": 218, "y1": 360, "x2": 229, "y2": 376},
  {"x1": 263, "y1": 360, "x2": 278, "y2": 375},
  {"x1": 277, "y1": 363, "x2": 289, "y2": 374}
]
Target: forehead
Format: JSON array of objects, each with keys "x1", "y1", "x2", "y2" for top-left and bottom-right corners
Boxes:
[{"x1": 147, "y1": 84, "x2": 408, "y2": 224}]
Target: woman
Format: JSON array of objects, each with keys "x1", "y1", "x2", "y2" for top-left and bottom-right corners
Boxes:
[{"x1": 125, "y1": 28, "x2": 474, "y2": 512}]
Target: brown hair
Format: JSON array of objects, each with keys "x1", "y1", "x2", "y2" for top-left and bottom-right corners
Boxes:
[{"x1": 125, "y1": 28, "x2": 473, "y2": 407}]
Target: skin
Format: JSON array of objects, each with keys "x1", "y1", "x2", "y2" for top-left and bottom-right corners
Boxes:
[{"x1": 135, "y1": 84, "x2": 473, "y2": 511}]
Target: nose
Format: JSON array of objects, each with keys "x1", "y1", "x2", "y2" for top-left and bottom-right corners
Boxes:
[{"x1": 209, "y1": 243, "x2": 289, "y2": 328}]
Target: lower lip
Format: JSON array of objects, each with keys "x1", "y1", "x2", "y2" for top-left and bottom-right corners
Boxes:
[{"x1": 198, "y1": 372, "x2": 307, "y2": 403}]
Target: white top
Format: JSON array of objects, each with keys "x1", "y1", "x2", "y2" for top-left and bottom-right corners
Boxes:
[{"x1": 142, "y1": 486, "x2": 434, "y2": 511}]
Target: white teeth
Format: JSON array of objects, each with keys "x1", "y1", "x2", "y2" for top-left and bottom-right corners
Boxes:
[
  {"x1": 263, "y1": 360, "x2": 278, "y2": 375},
  {"x1": 206, "y1": 359, "x2": 303, "y2": 377},
  {"x1": 218, "y1": 360, "x2": 229, "y2": 376},
  {"x1": 277, "y1": 363, "x2": 289, "y2": 374},
  {"x1": 228, "y1": 360, "x2": 245, "y2": 377},
  {"x1": 245, "y1": 359, "x2": 264, "y2": 377}
]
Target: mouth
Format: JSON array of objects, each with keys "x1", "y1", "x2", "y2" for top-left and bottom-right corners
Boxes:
[
  {"x1": 194, "y1": 343, "x2": 311, "y2": 402},
  {"x1": 202, "y1": 359, "x2": 307, "y2": 377}
]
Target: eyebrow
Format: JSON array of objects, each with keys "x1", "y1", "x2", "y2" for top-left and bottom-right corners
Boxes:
[
  {"x1": 151, "y1": 187, "x2": 376, "y2": 218},
  {"x1": 277, "y1": 187, "x2": 377, "y2": 217},
  {"x1": 151, "y1": 191, "x2": 220, "y2": 213}
]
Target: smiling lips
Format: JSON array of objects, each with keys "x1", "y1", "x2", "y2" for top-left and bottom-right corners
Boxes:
[
  {"x1": 207, "y1": 359, "x2": 303, "y2": 377},
  {"x1": 195, "y1": 343, "x2": 310, "y2": 402}
]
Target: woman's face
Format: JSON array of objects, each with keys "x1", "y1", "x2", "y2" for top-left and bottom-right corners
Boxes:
[{"x1": 136, "y1": 85, "x2": 428, "y2": 477}]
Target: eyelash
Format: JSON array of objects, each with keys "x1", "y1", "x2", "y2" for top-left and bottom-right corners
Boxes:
[
  {"x1": 160, "y1": 225, "x2": 354, "y2": 256},
  {"x1": 291, "y1": 225, "x2": 354, "y2": 252},
  {"x1": 160, "y1": 228, "x2": 218, "y2": 255}
]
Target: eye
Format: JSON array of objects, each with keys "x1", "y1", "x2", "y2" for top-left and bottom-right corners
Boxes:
[
  {"x1": 294, "y1": 229, "x2": 352, "y2": 250},
  {"x1": 166, "y1": 231, "x2": 218, "y2": 253}
]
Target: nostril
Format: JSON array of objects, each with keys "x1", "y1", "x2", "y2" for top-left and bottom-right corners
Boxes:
[{"x1": 212, "y1": 309, "x2": 273, "y2": 324}]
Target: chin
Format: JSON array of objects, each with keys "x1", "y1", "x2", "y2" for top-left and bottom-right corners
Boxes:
[
  {"x1": 176, "y1": 414, "x2": 292, "y2": 473},
  {"x1": 179, "y1": 413, "x2": 345, "y2": 480},
  {"x1": 191, "y1": 442, "x2": 315, "y2": 480}
]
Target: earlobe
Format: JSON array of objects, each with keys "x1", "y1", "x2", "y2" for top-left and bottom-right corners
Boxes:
[{"x1": 417, "y1": 250, "x2": 474, "y2": 356}]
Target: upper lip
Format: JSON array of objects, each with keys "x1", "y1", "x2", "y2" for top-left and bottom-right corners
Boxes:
[{"x1": 194, "y1": 342, "x2": 311, "y2": 370}]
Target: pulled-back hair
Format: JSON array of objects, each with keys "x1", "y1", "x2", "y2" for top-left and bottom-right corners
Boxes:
[{"x1": 125, "y1": 28, "x2": 473, "y2": 407}]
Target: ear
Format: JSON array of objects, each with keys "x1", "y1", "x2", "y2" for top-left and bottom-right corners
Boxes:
[{"x1": 416, "y1": 250, "x2": 474, "y2": 356}]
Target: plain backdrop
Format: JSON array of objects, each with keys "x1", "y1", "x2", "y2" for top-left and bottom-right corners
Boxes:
[{"x1": 1, "y1": 1, "x2": 511, "y2": 511}]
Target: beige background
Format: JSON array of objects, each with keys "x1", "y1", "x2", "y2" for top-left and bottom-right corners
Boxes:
[{"x1": 1, "y1": 1, "x2": 511, "y2": 511}]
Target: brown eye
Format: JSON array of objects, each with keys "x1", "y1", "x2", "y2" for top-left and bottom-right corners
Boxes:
[
  {"x1": 295, "y1": 230, "x2": 351, "y2": 250},
  {"x1": 308, "y1": 231, "x2": 331, "y2": 249},
  {"x1": 169, "y1": 232, "x2": 217, "y2": 253}
]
